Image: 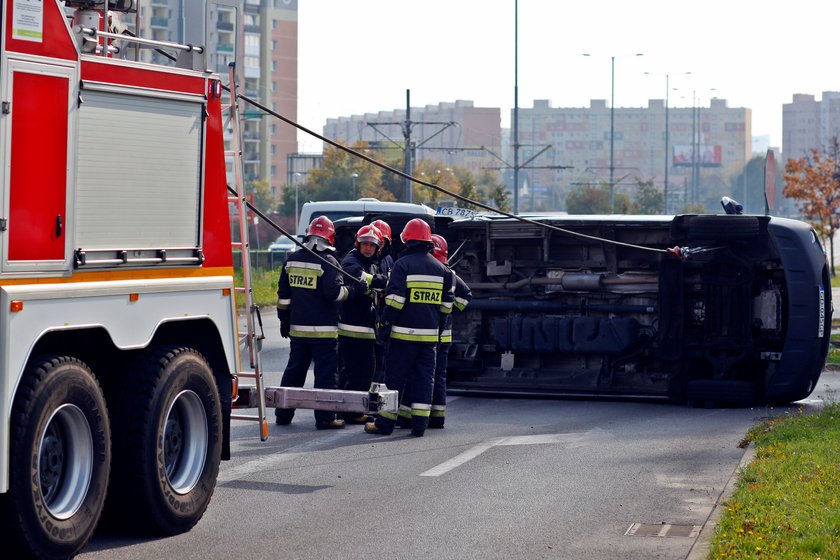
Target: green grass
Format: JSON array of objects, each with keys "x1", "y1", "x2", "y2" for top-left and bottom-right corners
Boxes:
[
  {"x1": 708, "y1": 399, "x2": 840, "y2": 558},
  {"x1": 233, "y1": 268, "x2": 279, "y2": 308},
  {"x1": 832, "y1": 274, "x2": 840, "y2": 289}
]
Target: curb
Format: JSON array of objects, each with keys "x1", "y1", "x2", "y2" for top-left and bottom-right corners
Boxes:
[{"x1": 685, "y1": 444, "x2": 756, "y2": 560}]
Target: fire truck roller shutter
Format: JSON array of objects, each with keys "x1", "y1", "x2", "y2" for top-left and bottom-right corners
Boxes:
[{"x1": 75, "y1": 90, "x2": 203, "y2": 252}]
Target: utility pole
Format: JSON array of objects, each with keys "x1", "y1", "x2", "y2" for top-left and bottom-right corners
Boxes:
[
  {"x1": 404, "y1": 90, "x2": 413, "y2": 202},
  {"x1": 513, "y1": 0, "x2": 519, "y2": 214},
  {"x1": 367, "y1": 90, "x2": 457, "y2": 204}
]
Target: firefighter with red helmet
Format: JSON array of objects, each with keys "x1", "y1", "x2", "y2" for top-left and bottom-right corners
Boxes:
[
  {"x1": 337, "y1": 224, "x2": 388, "y2": 423},
  {"x1": 371, "y1": 219, "x2": 395, "y2": 277},
  {"x1": 371, "y1": 219, "x2": 394, "y2": 382},
  {"x1": 365, "y1": 218, "x2": 453, "y2": 437},
  {"x1": 275, "y1": 216, "x2": 370, "y2": 429},
  {"x1": 428, "y1": 233, "x2": 471, "y2": 428}
]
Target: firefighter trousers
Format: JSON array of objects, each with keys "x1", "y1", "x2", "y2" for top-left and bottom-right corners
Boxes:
[
  {"x1": 275, "y1": 337, "x2": 340, "y2": 424},
  {"x1": 374, "y1": 340, "x2": 436, "y2": 435},
  {"x1": 338, "y1": 336, "x2": 376, "y2": 418},
  {"x1": 430, "y1": 341, "x2": 451, "y2": 428}
]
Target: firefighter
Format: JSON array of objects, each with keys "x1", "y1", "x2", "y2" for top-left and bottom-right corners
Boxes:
[
  {"x1": 428, "y1": 233, "x2": 472, "y2": 429},
  {"x1": 371, "y1": 219, "x2": 394, "y2": 382},
  {"x1": 365, "y1": 218, "x2": 453, "y2": 437},
  {"x1": 338, "y1": 224, "x2": 388, "y2": 424},
  {"x1": 372, "y1": 219, "x2": 395, "y2": 276},
  {"x1": 275, "y1": 216, "x2": 370, "y2": 429}
]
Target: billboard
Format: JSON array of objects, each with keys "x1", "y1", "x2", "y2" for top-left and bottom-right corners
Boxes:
[{"x1": 673, "y1": 145, "x2": 722, "y2": 167}]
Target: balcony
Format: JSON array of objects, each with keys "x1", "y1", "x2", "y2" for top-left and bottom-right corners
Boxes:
[
  {"x1": 150, "y1": 17, "x2": 168, "y2": 29},
  {"x1": 216, "y1": 21, "x2": 234, "y2": 32},
  {"x1": 217, "y1": 43, "x2": 234, "y2": 54}
]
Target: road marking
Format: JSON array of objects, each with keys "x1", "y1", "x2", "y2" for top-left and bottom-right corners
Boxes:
[
  {"x1": 420, "y1": 429, "x2": 611, "y2": 477},
  {"x1": 217, "y1": 429, "x2": 355, "y2": 484}
]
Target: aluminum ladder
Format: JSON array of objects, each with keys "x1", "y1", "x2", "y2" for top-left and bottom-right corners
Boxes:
[{"x1": 224, "y1": 63, "x2": 269, "y2": 441}]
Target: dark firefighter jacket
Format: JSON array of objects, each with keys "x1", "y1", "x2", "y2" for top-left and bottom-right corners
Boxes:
[
  {"x1": 382, "y1": 244, "x2": 454, "y2": 343},
  {"x1": 338, "y1": 249, "x2": 386, "y2": 340},
  {"x1": 440, "y1": 270, "x2": 472, "y2": 343},
  {"x1": 277, "y1": 247, "x2": 354, "y2": 339}
]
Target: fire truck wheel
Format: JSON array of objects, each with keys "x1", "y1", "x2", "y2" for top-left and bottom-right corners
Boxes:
[
  {"x1": 106, "y1": 346, "x2": 221, "y2": 535},
  {"x1": 0, "y1": 356, "x2": 110, "y2": 560}
]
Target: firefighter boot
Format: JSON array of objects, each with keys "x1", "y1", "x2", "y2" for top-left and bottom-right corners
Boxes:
[
  {"x1": 410, "y1": 415, "x2": 429, "y2": 437},
  {"x1": 343, "y1": 413, "x2": 371, "y2": 425},
  {"x1": 428, "y1": 416, "x2": 445, "y2": 429},
  {"x1": 315, "y1": 418, "x2": 346, "y2": 430},
  {"x1": 364, "y1": 420, "x2": 394, "y2": 435}
]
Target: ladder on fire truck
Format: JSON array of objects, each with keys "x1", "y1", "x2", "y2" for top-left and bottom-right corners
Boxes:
[{"x1": 225, "y1": 64, "x2": 270, "y2": 441}]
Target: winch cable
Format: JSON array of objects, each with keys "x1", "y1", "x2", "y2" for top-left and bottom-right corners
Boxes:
[
  {"x1": 228, "y1": 87, "x2": 670, "y2": 256},
  {"x1": 226, "y1": 186, "x2": 366, "y2": 285}
]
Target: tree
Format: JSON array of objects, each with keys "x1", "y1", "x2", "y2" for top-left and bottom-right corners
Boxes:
[
  {"x1": 565, "y1": 183, "x2": 632, "y2": 214},
  {"x1": 630, "y1": 179, "x2": 664, "y2": 215},
  {"x1": 476, "y1": 171, "x2": 510, "y2": 213},
  {"x1": 783, "y1": 139, "x2": 840, "y2": 275}
]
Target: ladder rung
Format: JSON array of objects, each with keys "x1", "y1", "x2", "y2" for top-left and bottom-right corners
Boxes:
[
  {"x1": 224, "y1": 150, "x2": 237, "y2": 157},
  {"x1": 234, "y1": 286, "x2": 247, "y2": 293},
  {"x1": 236, "y1": 372, "x2": 257, "y2": 379},
  {"x1": 231, "y1": 242, "x2": 243, "y2": 249}
]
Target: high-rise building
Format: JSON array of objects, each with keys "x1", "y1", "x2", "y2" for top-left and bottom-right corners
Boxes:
[
  {"x1": 783, "y1": 92, "x2": 840, "y2": 160},
  {"x1": 130, "y1": 0, "x2": 297, "y2": 196}
]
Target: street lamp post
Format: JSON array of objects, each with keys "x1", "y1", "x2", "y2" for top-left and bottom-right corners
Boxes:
[
  {"x1": 293, "y1": 172, "x2": 302, "y2": 231},
  {"x1": 645, "y1": 71, "x2": 690, "y2": 213},
  {"x1": 351, "y1": 173, "x2": 359, "y2": 199},
  {"x1": 583, "y1": 52, "x2": 643, "y2": 213}
]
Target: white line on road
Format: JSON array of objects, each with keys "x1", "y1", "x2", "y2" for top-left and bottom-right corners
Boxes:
[
  {"x1": 420, "y1": 428, "x2": 612, "y2": 477},
  {"x1": 217, "y1": 428, "x2": 356, "y2": 483}
]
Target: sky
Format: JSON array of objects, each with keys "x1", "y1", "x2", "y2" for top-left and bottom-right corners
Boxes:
[{"x1": 295, "y1": 0, "x2": 839, "y2": 154}]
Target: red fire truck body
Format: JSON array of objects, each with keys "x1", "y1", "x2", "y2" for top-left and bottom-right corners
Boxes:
[{"x1": 1, "y1": 2, "x2": 239, "y2": 557}]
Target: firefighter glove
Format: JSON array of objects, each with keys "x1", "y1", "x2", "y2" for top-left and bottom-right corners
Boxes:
[{"x1": 376, "y1": 322, "x2": 392, "y2": 346}]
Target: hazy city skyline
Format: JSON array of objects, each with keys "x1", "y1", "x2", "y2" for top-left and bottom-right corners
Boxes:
[{"x1": 297, "y1": 0, "x2": 836, "y2": 155}]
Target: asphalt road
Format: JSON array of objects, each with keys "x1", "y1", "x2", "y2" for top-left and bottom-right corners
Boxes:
[{"x1": 77, "y1": 310, "x2": 839, "y2": 560}]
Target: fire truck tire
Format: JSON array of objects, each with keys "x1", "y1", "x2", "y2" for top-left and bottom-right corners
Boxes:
[
  {"x1": 0, "y1": 356, "x2": 110, "y2": 560},
  {"x1": 106, "y1": 346, "x2": 221, "y2": 535}
]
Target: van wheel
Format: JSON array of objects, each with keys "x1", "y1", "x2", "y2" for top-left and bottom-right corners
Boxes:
[
  {"x1": 0, "y1": 356, "x2": 110, "y2": 560},
  {"x1": 106, "y1": 346, "x2": 221, "y2": 535}
]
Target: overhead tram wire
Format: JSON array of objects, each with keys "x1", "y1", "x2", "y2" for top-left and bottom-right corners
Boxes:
[{"x1": 223, "y1": 86, "x2": 669, "y2": 256}]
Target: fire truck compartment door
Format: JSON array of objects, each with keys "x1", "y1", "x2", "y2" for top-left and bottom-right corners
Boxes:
[
  {"x1": 75, "y1": 90, "x2": 203, "y2": 252},
  {"x1": 2, "y1": 59, "x2": 75, "y2": 271}
]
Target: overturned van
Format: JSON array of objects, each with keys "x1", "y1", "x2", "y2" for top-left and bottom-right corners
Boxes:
[{"x1": 441, "y1": 213, "x2": 831, "y2": 406}]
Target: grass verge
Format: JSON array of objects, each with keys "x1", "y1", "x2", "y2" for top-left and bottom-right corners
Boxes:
[
  {"x1": 234, "y1": 268, "x2": 279, "y2": 308},
  {"x1": 708, "y1": 397, "x2": 840, "y2": 558}
]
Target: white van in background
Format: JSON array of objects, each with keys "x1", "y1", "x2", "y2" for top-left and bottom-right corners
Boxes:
[{"x1": 296, "y1": 198, "x2": 436, "y2": 237}]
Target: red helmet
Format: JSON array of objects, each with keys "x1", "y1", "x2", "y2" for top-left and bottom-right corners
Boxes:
[
  {"x1": 400, "y1": 218, "x2": 432, "y2": 243},
  {"x1": 430, "y1": 234, "x2": 448, "y2": 264},
  {"x1": 306, "y1": 216, "x2": 335, "y2": 246},
  {"x1": 355, "y1": 224, "x2": 383, "y2": 250},
  {"x1": 372, "y1": 219, "x2": 392, "y2": 242}
]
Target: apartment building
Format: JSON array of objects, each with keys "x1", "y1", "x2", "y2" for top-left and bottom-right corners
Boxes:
[
  {"x1": 783, "y1": 92, "x2": 840, "y2": 160},
  {"x1": 131, "y1": 0, "x2": 297, "y2": 195},
  {"x1": 516, "y1": 98, "x2": 751, "y2": 211}
]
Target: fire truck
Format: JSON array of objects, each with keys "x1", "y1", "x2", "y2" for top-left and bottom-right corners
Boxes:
[{"x1": 0, "y1": 2, "x2": 400, "y2": 558}]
